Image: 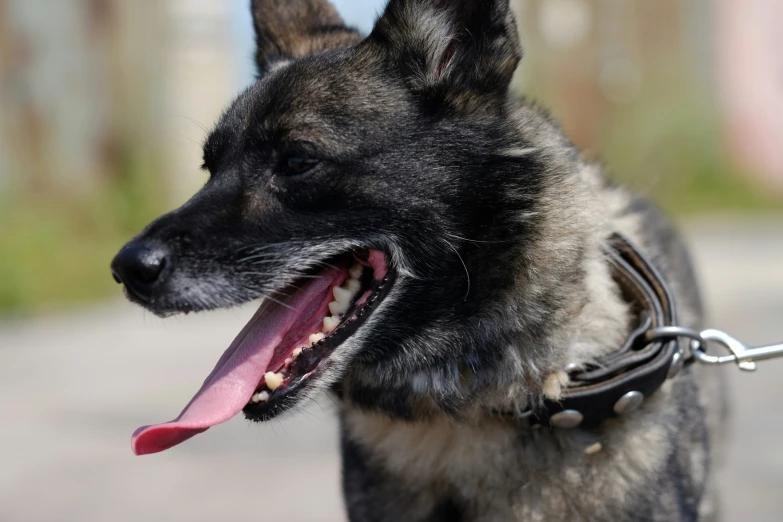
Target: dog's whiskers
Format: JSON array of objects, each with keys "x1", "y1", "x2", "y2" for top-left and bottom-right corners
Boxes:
[
  {"x1": 443, "y1": 238, "x2": 471, "y2": 301},
  {"x1": 309, "y1": 260, "x2": 340, "y2": 271},
  {"x1": 445, "y1": 233, "x2": 512, "y2": 245},
  {"x1": 242, "y1": 271, "x2": 323, "y2": 281},
  {"x1": 258, "y1": 294, "x2": 296, "y2": 311},
  {"x1": 237, "y1": 252, "x2": 284, "y2": 263}
]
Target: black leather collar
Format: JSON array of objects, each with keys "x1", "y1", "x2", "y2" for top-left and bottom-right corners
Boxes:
[{"x1": 512, "y1": 233, "x2": 687, "y2": 429}]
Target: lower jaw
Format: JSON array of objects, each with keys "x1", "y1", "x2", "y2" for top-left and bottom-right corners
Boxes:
[{"x1": 242, "y1": 264, "x2": 396, "y2": 421}]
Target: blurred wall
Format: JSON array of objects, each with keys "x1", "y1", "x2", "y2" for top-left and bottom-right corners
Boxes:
[
  {"x1": 514, "y1": 0, "x2": 715, "y2": 170},
  {"x1": 717, "y1": 0, "x2": 783, "y2": 191},
  {"x1": 0, "y1": 0, "x2": 167, "y2": 200},
  {"x1": 165, "y1": 0, "x2": 245, "y2": 202},
  {"x1": 513, "y1": 0, "x2": 781, "y2": 211},
  {"x1": 0, "y1": 0, "x2": 780, "y2": 313},
  {"x1": 0, "y1": 0, "x2": 253, "y2": 311}
]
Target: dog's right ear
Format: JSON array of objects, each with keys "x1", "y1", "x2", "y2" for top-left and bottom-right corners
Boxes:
[{"x1": 251, "y1": 0, "x2": 362, "y2": 74}]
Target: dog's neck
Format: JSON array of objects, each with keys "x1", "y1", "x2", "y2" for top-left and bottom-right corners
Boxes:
[{"x1": 342, "y1": 154, "x2": 635, "y2": 422}]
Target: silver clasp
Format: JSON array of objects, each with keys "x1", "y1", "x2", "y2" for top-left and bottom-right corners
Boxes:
[
  {"x1": 693, "y1": 329, "x2": 783, "y2": 372},
  {"x1": 646, "y1": 326, "x2": 783, "y2": 373}
]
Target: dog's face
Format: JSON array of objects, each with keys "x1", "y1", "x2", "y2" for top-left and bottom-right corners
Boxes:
[{"x1": 112, "y1": 0, "x2": 547, "y2": 455}]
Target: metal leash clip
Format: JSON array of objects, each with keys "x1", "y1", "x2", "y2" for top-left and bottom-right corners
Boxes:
[{"x1": 646, "y1": 326, "x2": 783, "y2": 373}]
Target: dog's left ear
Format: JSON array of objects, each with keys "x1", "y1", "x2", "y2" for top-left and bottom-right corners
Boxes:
[
  {"x1": 251, "y1": 0, "x2": 362, "y2": 74},
  {"x1": 370, "y1": 0, "x2": 522, "y2": 98}
]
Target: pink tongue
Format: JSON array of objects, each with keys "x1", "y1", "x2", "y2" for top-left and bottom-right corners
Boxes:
[{"x1": 131, "y1": 268, "x2": 341, "y2": 456}]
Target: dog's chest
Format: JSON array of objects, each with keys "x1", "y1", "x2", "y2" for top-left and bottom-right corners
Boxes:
[
  {"x1": 342, "y1": 402, "x2": 678, "y2": 521},
  {"x1": 344, "y1": 410, "x2": 520, "y2": 487}
]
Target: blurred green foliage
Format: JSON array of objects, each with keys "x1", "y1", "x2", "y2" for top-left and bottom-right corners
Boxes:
[
  {"x1": 0, "y1": 162, "x2": 166, "y2": 314},
  {"x1": 519, "y1": 61, "x2": 781, "y2": 218},
  {"x1": 598, "y1": 73, "x2": 781, "y2": 216}
]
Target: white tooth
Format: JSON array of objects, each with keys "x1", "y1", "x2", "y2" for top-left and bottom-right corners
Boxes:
[
  {"x1": 345, "y1": 279, "x2": 362, "y2": 294},
  {"x1": 333, "y1": 286, "x2": 352, "y2": 304},
  {"x1": 329, "y1": 300, "x2": 349, "y2": 316},
  {"x1": 252, "y1": 391, "x2": 270, "y2": 403},
  {"x1": 309, "y1": 333, "x2": 325, "y2": 345},
  {"x1": 349, "y1": 264, "x2": 364, "y2": 280},
  {"x1": 323, "y1": 316, "x2": 340, "y2": 333},
  {"x1": 264, "y1": 372, "x2": 284, "y2": 391},
  {"x1": 285, "y1": 358, "x2": 293, "y2": 366},
  {"x1": 293, "y1": 347, "x2": 303, "y2": 357}
]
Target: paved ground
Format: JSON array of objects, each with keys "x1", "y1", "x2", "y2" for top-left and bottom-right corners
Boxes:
[{"x1": 1, "y1": 220, "x2": 781, "y2": 521}]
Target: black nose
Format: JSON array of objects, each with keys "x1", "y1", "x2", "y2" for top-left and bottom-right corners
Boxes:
[{"x1": 111, "y1": 243, "x2": 168, "y2": 301}]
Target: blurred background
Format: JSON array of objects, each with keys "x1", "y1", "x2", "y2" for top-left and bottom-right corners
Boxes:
[{"x1": 0, "y1": 0, "x2": 781, "y2": 520}]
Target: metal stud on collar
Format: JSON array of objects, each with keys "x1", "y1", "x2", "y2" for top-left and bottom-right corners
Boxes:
[
  {"x1": 550, "y1": 410, "x2": 584, "y2": 429},
  {"x1": 613, "y1": 391, "x2": 644, "y2": 415}
]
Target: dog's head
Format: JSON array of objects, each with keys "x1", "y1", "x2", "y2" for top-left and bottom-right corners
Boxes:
[{"x1": 113, "y1": 0, "x2": 555, "y2": 455}]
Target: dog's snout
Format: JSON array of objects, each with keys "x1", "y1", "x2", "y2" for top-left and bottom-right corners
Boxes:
[{"x1": 111, "y1": 243, "x2": 169, "y2": 301}]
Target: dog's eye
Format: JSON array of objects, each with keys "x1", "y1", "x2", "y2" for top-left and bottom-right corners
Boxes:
[{"x1": 282, "y1": 155, "x2": 321, "y2": 176}]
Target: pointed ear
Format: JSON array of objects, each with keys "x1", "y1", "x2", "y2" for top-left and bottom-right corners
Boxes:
[
  {"x1": 370, "y1": 0, "x2": 521, "y2": 97},
  {"x1": 251, "y1": 0, "x2": 362, "y2": 74}
]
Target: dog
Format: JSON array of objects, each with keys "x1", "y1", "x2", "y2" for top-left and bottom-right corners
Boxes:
[{"x1": 110, "y1": 0, "x2": 725, "y2": 520}]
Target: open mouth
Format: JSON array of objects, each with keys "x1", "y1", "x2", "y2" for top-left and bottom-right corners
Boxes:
[{"x1": 131, "y1": 249, "x2": 395, "y2": 456}]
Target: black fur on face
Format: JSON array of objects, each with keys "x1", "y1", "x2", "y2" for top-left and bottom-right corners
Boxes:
[{"x1": 115, "y1": 0, "x2": 557, "y2": 420}]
